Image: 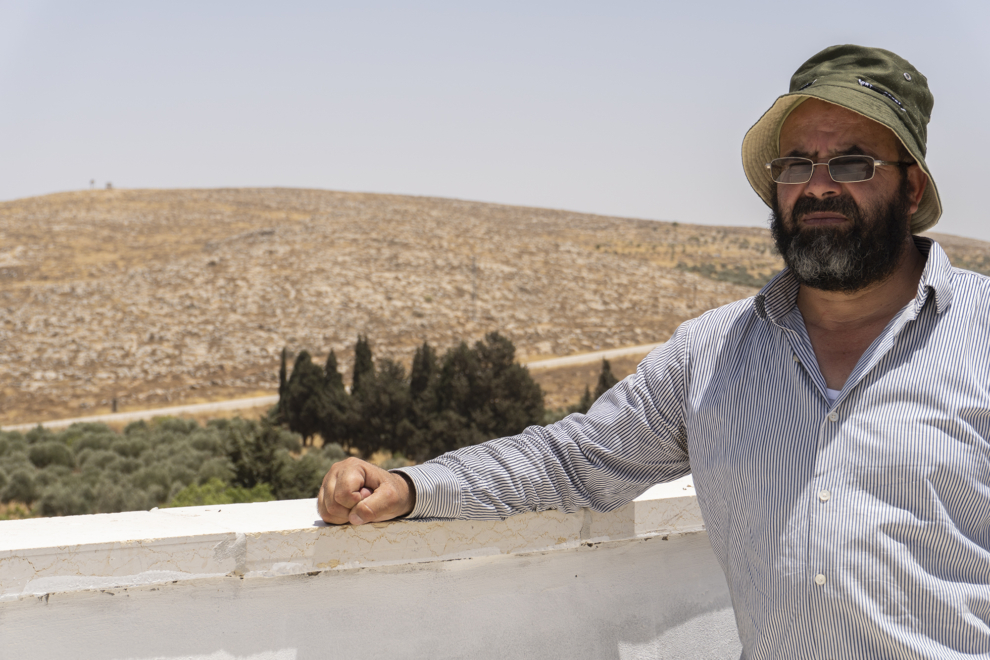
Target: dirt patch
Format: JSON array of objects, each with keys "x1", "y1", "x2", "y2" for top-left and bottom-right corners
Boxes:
[{"x1": 532, "y1": 354, "x2": 649, "y2": 410}]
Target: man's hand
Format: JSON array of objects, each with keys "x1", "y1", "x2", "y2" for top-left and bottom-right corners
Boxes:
[{"x1": 317, "y1": 457, "x2": 416, "y2": 525}]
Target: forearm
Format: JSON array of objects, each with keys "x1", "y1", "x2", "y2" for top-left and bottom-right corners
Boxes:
[{"x1": 396, "y1": 338, "x2": 693, "y2": 520}]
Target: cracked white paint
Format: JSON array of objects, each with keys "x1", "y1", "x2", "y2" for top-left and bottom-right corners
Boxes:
[
  {"x1": 212, "y1": 531, "x2": 247, "y2": 574},
  {"x1": 20, "y1": 569, "x2": 225, "y2": 597}
]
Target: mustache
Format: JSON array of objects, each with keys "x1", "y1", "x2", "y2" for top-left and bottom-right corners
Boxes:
[{"x1": 790, "y1": 194, "x2": 861, "y2": 223}]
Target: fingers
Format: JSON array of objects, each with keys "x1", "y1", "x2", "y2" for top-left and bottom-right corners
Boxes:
[
  {"x1": 316, "y1": 457, "x2": 414, "y2": 526},
  {"x1": 335, "y1": 460, "x2": 384, "y2": 510},
  {"x1": 317, "y1": 464, "x2": 351, "y2": 525},
  {"x1": 349, "y1": 470, "x2": 414, "y2": 525}
]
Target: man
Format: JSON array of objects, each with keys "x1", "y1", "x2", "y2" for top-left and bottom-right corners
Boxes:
[{"x1": 319, "y1": 45, "x2": 990, "y2": 658}]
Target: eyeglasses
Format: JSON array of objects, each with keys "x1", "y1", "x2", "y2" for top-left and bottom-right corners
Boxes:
[{"x1": 765, "y1": 155, "x2": 909, "y2": 184}]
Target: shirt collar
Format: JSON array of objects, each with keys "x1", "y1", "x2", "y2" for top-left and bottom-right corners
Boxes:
[
  {"x1": 754, "y1": 236, "x2": 954, "y2": 324},
  {"x1": 913, "y1": 236, "x2": 953, "y2": 314}
]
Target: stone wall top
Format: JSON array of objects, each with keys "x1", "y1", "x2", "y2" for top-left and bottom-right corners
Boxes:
[{"x1": 0, "y1": 475, "x2": 700, "y2": 602}]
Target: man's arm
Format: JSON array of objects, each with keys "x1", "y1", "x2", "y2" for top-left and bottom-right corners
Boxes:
[{"x1": 319, "y1": 322, "x2": 693, "y2": 525}]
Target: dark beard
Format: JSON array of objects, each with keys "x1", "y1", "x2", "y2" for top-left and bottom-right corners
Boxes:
[{"x1": 769, "y1": 178, "x2": 912, "y2": 293}]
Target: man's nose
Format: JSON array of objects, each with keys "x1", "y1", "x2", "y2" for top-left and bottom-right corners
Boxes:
[{"x1": 804, "y1": 162, "x2": 842, "y2": 197}]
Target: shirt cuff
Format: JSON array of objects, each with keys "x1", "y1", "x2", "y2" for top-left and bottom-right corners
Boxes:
[{"x1": 391, "y1": 462, "x2": 462, "y2": 519}]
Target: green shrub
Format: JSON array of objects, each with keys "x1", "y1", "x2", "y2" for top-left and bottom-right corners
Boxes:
[
  {"x1": 0, "y1": 435, "x2": 28, "y2": 456},
  {"x1": 273, "y1": 451, "x2": 335, "y2": 500},
  {"x1": 111, "y1": 437, "x2": 148, "y2": 459},
  {"x1": 197, "y1": 456, "x2": 236, "y2": 484},
  {"x1": 123, "y1": 420, "x2": 149, "y2": 435},
  {"x1": 72, "y1": 432, "x2": 115, "y2": 455},
  {"x1": 25, "y1": 426, "x2": 57, "y2": 445},
  {"x1": 130, "y1": 465, "x2": 172, "y2": 493},
  {"x1": 76, "y1": 449, "x2": 120, "y2": 471},
  {"x1": 166, "y1": 478, "x2": 276, "y2": 508},
  {"x1": 117, "y1": 457, "x2": 142, "y2": 475},
  {"x1": 60, "y1": 423, "x2": 114, "y2": 448},
  {"x1": 1, "y1": 414, "x2": 346, "y2": 517},
  {"x1": 379, "y1": 453, "x2": 410, "y2": 471},
  {"x1": 218, "y1": 417, "x2": 302, "y2": 489},
  {"x1": 36, "y1": 479, "x2": 94, "y2": 517},
  {"x1": 322, "y1": 443, "x2": 347, "y2": 462},
  {"x1": 35, "y1": 465, "x2": 72, "y2": 488},
  {"x1": 0, "y1": 430, "x2": 26, "y2": 448},
  {"x1": 2, "y1": 470, "x2": 38, "y2": 504},
  {"x1": 29, "y1": 442, "x2": 75, "y2": 469},
  {"x1": 153, "y1": 417, "x2": 199, "y2": 435},
  {"x1": 0, "y1": 449, "x2": 31, "y2": 474},
  {"x1": 90, "y1": 482, "x2": 138, "y2": 514},
  {"x1": 189, "y1": 431, "x2": 225, "y2": 454}
]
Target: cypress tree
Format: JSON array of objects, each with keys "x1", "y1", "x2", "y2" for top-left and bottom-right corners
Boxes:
[
  {"x1": 320, "y1": 350, "x2": 350, "y2": 451},
  {"x1": 324, "y1": 350, "x2": 345, "y2": 392},
  {"x1": 351, "y1": 335, "x2": 374, "y2": 396},
  {"x1": 407, "y1": 341, "x2": 440, "y2": 462},
  {"x1": 410, "y1": 341, "x2": 436, "y2": 399},
  {"x1": 284, "y1": 350, "x2": 327, "y2": 446},
  {"x1": 594, "y1": 358, "x2": 619, "y2": 401},
  {"x1": 477, "y1": 332, "x2": 544, "y2": 439},
  {"x1": 277, "y1": 347, "x2": 289, "y2": 423},
  {"x1": 427, "y1": 332, "x2": 544, "y2": 458},
  {"x1": 571, "y1": 385, "x2": 594, "y2": 415},
  {"x1": 350, "y1": 359, "x2": 413, "y2": 457}
]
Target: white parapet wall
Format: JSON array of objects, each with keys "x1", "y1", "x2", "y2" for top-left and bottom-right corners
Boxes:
[{"x1": 0, "y1": 475, "x2": 741, "y2": 660}]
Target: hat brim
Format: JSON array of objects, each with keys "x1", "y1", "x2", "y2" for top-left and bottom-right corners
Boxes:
[{"x1": 742, "y1": 87, "x2": 941, "y2": 233}]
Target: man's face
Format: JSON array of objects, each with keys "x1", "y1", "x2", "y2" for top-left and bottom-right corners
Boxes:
[{"x1": 770, "y1": 99, "x2": 924, "y2": 293}]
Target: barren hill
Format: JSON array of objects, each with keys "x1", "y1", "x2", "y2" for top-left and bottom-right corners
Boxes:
[{"x1": 1, "y1": 188, "x2": 986, "y2": 426}]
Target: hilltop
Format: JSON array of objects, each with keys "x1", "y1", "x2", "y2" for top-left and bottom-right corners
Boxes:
[{"x1": 1, "y1": 188, "x2": 986, "y2": 425}]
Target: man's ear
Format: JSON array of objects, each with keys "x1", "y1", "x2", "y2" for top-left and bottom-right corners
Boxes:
[{"x1": 906, "y1": 165, "x2": 928, "y2": 217}]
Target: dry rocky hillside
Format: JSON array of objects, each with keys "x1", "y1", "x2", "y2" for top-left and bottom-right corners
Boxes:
[{"x1": 1, "y1": 188, "x2": 987, "y2": 426}]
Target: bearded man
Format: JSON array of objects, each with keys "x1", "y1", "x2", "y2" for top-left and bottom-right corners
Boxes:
[{"x1": 319, "y1": 45, "x2": 990, "y2": 658}]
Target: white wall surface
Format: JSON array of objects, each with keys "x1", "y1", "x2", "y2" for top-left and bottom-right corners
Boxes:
[{"x1": 0, "y1": 476, "x2": 741, "y2": 660}]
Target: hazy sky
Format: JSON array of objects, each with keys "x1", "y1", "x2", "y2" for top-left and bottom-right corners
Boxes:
[{"x1": 2, "y1": 1, "x2": 988, "y2": 240}]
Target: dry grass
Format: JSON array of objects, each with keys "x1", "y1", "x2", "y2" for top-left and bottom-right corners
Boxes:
[
  {"x1": 532, "y1": 354, "x2": 647, "y2": 410},
  {"x1": 1, "y1": 188, "x2": 986, "y2": 427},
  {"x1": 0, "y1": 501, "x2": 34, "y2": 520}
]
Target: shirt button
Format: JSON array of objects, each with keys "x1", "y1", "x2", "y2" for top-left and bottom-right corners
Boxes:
[
  {"x1": 827, "y1": 411, "x2": 839, "y2": 422},
  {"x1": 814, "y1": 573, "x2": 827, "y2": 586},
  {"x1": 792, "y1": 354, "x2": 800, "y2": 362},
  {"x1": 818, "y1": 489, "x2": 831, "y2": 502}
]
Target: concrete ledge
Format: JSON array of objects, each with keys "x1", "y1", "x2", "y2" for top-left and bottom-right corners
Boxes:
[
  {"x1": 0, "y1": 476, "x2": 701, "y2": 600},
  {"x1": 0, "y1": 475, "x2": 742, "y2": 659}
]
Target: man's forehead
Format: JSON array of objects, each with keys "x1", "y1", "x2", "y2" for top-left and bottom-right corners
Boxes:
[{"x1": 780, "y1": 99, "x2": 900, "y2": 154}]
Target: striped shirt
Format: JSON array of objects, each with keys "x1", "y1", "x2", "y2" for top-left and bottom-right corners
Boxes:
[{"x1": 399, "y1": 237, "x2": 990, "y2": 659}]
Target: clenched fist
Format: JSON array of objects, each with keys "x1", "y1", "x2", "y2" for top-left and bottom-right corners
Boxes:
[{"x1": 317, "y1": 457, "x2": 416, "y2": 525}]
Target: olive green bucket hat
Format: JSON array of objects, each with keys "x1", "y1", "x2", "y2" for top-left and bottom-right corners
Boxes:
[{"x1": 742, "y1": 44, "x2": 942, "y2": 233}]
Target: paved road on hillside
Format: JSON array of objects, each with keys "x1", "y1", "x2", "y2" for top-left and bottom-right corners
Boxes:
[
  {"x1": 4, "y1": 342, "x2": 664, "y2": 431},
  {"x1": 523, "y1": 342, "x2": 662, "y2": 370}
]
